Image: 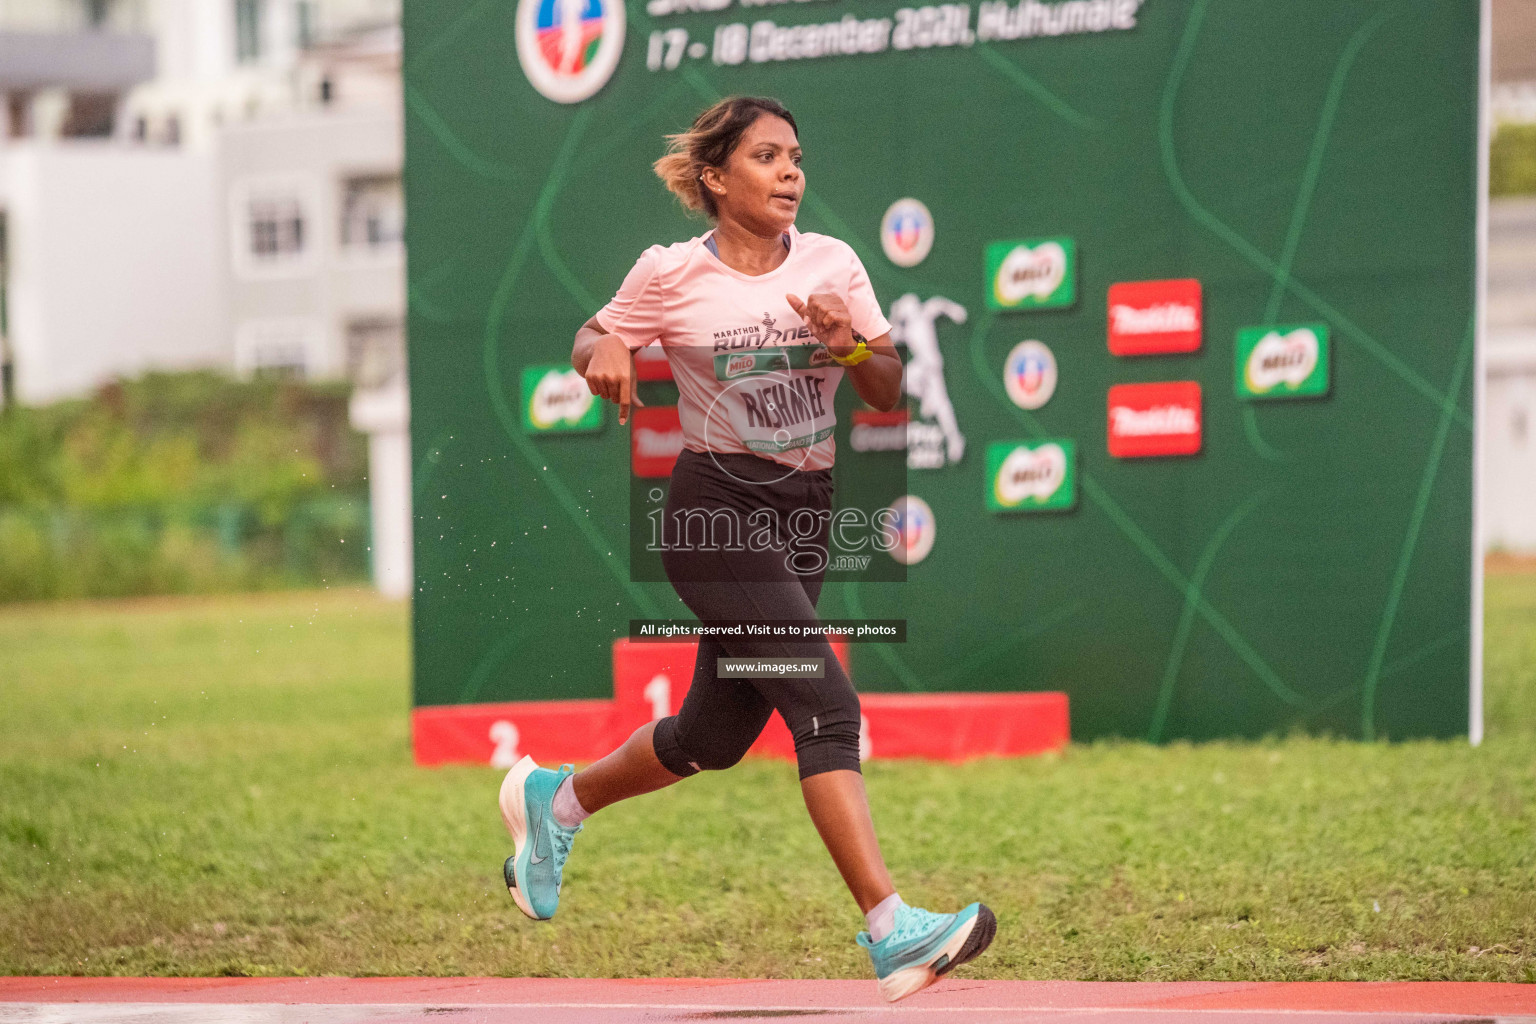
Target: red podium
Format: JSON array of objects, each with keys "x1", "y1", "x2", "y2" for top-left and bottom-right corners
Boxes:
[{"x1": 412, "y1": 639, "x2": 1068, "y2": 767}]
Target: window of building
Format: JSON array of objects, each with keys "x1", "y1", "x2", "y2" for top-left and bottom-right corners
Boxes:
[
  {"x1": 235, "y1": 0, "x2": 263, "y2": 63},
  {"x1": 7, "y1": 94, "x2": 31, "y2": 139},
  {"x1": 346, "y1": 318, "x2": 405, "y2": 390},
  {"x1": 231, "y1": 176, "x2": 320, "y2": 278},
  {"x1": 235, "y1": 319, "x2": 319, "y2": 379},
  {"x1": 296, "y1": 0, "x2": 317, "y2": 48},
  {"x1": 61, "y1": 93, "x2": 117, "y2": 138},
  {"x1": 250, "y1": 196, "x2": 305, "y2": 260},
  {"x1": 340, "y1": 175, "x2": 403, "y2": 252}
]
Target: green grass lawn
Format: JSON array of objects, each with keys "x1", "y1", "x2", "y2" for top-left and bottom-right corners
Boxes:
[{"x1": 1, "y1": 582, "x2": 1533, "y2": 981}]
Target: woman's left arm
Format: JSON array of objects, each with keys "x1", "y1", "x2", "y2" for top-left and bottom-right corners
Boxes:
[
  {"x1": 786, "y1": 292, "x2": 904, "y2": 413},
  {"x1": 841, "y1": 333, "x2": 903, "y2": 413}
]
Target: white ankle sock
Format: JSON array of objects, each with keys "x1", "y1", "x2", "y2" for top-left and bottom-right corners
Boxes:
[
  {"x1": 866, "y1": 892, "x2": 903, "y2": 943},
  {"x1": 551, "y1": 775, "x2": 591, "y2": 829}
]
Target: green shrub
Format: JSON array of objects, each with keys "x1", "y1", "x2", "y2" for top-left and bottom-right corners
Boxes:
[
  {"x1": 0, "y1": 502, "x2": 371, "y2": 603},
  {"x1": 0, "y1": 371, "x2": 373, "y2": 602},
  {"x1": 0, "y1": 370, "x2": 365, "y2": 512},
  {"x1": 1491, "y1": 122, "x2": 1536, "y2": 197}
]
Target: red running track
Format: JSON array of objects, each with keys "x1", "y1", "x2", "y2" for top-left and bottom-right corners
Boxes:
[{"x1": 3, "y1": 978, "x2": 1536, "y2": 1023}]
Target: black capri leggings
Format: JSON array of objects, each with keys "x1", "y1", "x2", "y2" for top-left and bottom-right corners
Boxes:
[{"x1": 651, "y1": 446, "x2": 862, "y2": 781}]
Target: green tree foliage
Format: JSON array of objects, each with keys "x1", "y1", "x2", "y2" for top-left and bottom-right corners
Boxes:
[
  {"x1": 0, "y1": 370, "x2": 364, "y2": 514},
  {"x1": 0, "y1": 371, "x2": 371, "y2": 601}
]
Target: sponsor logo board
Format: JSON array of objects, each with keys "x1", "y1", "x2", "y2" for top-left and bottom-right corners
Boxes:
[
  {"x1": 1107, "y1": 381, "x2": 1201, "y2": 457},
  {"x1": 630, "y1": 405, "x2": 685, "y2": 477},
  {"x1": 522, "y1": 365, "x2": 602, "y2": 432},
  {"x1": 1236, "y1": 324, "x2": 1329, "y2": 399},
  {"x1": 1108, "y1": 279, "x2": 1202, "y2": 355},
  {"x1": 886, "y1": 494, "x2": 935, "y2": 565},
  {"x1": 1003, "y1": 340, "x2": 1058, "y2": 410},
  {"x1": 986, "y1": 439, "x2": 1075, "y2": 512},
  {"x1": 881, "y1": 198, "x2": 935, "y2": 268},
  {"x1": 889, "y1": 293, "x2": 968, "y2": 468},
  {"x1": 850, "y1": 408, "x2": 909, "y2": 453},
  {"x1": 515, "y1": 0, "x2": 626, "y2": 104},
  {"x1": 634, "y1": 342, "x2": 672, "y2": 381},
  {"x1": 985, "y1": 237, "x2": 1075, "y2": 311}
]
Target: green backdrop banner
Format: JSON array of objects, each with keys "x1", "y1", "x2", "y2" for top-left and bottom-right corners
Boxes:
[{"x1": 402, "y1": 0, "x2": 1480, "y2": 741}]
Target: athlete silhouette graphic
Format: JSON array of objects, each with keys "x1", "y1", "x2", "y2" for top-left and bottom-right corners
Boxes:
[{"x1": 889, "y1": 292, "x2": 967, "y2": 465}]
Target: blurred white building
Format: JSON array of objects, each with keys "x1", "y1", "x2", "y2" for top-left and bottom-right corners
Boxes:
[
  {"x1": 1484, "y1": 0, "x2": 1536, "y2": 552},
  {"x1": 0, "y1": 0, "x2": 410, "y2": 593},
  {"x1": 1491, "y1": 0, "x2": 1536, "y2": 124},
  {"x1": 1484, "y1": 199, "x2": 1536, "y2": 553},
  {"x1": 0, "y1": 0, "x2": 403, "y2": 403}
]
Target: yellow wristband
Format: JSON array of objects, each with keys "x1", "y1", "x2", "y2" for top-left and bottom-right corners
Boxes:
[{"x1": 829, "y1": 336, "x2": 872, "y2": 366}]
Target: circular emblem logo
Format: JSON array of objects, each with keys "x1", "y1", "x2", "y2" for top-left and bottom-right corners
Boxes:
[
  {"x1": 880, "y1": 198, "x2": 934, "y2": 268},
  {"x1": 515, "y1": 0, "x2": 625, "y2": 104},
  {"x1": 1003, "y1": 340, "x2": 1057, "y2": 410},
  {"x1": 885, "y1": 494, "x2": 935, "y2": 565}
]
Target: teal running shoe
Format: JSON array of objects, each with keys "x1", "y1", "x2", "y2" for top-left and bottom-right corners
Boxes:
[
  {"x1": 498, "y1": 756, "x2": 582, "y2": 921},
  {"x1": 857, "y1": 901, "x2": 997, "y2": 1002}
]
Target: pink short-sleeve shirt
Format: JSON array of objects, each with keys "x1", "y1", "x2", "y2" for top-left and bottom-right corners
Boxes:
[{"x1": 595, "y1": 224, "x2": 893, "y2": 472}]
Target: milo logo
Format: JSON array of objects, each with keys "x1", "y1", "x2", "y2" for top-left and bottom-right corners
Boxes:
[
  {"x1": 715, "y1": 350, "x2": 791, "y2": 380},
  {"x1": 996, "y1": 245, "x2": 1064, "y2": 302},
  {"x1": 1247, "y1": 330, "x2": 1317, "y2": 389},
  {"x1": 520, "y1": 365, "x2": 602, "y2": 433},
  {"x1": 985, "y1": 439, "x2": 1075, "y2": 513},
  {"x1": 985, "y1": 237, "x2": 1076, "y2": 311},
  {"x1": 1236, "y1": 323, "x2": 1329, "y2": 400}
]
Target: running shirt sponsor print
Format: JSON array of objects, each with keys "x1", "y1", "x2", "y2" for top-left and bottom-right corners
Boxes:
[
  {"x1": 1236, "y1": 324, "x2": 1330, "y2": 400},
  {"x1": 711, "y1": 340, "x2": 836, "y2": 455},
  {"x1": 595, "y1": 225, "x2": 893, "y2": 472}
]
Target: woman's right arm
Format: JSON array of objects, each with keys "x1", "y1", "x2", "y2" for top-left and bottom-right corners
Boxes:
[{"x1": 573, "y1": 315, "x2": 645, "y2": 425}]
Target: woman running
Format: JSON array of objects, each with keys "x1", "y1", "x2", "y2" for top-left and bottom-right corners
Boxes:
[{"x1": 497, "y1": 95, "x2": 996, "y2": 1003}]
